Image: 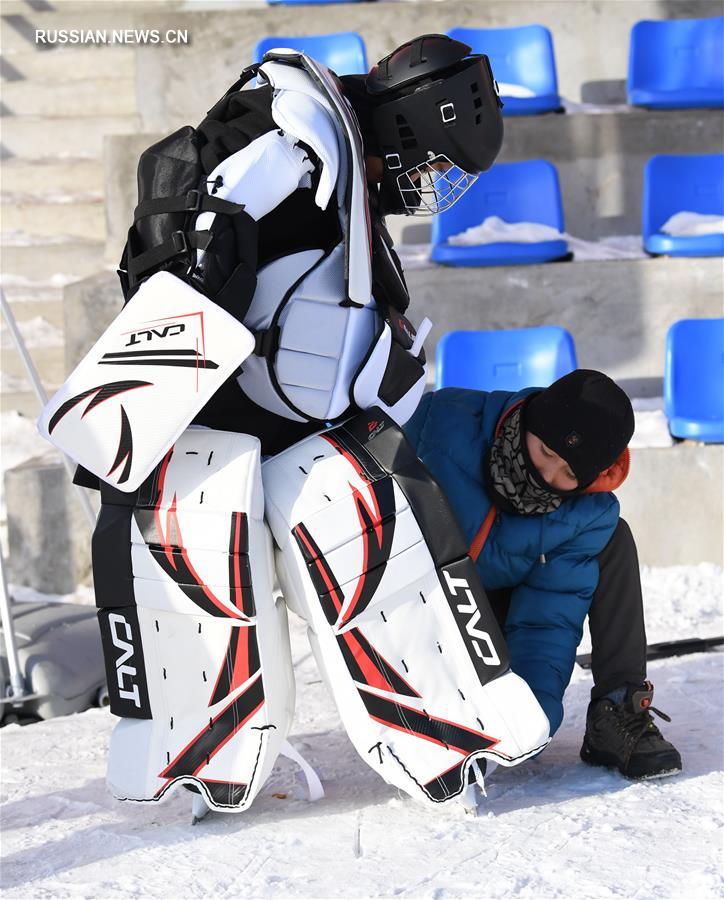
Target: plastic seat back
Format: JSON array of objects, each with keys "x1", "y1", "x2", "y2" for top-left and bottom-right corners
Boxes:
[
  {"x1": 642, "y1": 154, "x2": 724, "y2": 256},
  {"x1": 254, "y1": 31, "x2": 368, "y2": 74},
  {"x1": 448, "y1": 25, "x2": 560, "y2": 115},
  {"x1": 435, "y1": 326, "x2": 578, "y2": 392},
  {"x1": 628, "y1": 17, "x2": 724, "y2": 108},
  {"x1": 665, "y1": 318, "x2": 724, "y2": 442}
]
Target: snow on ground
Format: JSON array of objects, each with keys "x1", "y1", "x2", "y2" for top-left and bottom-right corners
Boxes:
[{"x1": 1, "y1": 566, "x2": 722, "y2": 899}]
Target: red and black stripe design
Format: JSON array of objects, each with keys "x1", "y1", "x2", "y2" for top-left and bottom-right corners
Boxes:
[
  {"x1": 228, "y1": 511, "x2": 255, "y2": 617},
  {"x1": 338, "y1": 477, "x2": 395, "y2": 627},
  {"x1": 106, "y1": 405, "x2": 134, "y2": 483},
  {"x1": 337, "y1": 627, "x2": 420, "y2": 698},
  {"x1": 358, "y1": 687, "x2": 499, "y2": 757},
  {"x1": 208, "y1": 624, "x2": 261, "y2": 707},
  {"x1": 47, "y1": 379, "x2": 152, "y2": 435},
  {"x1": 157, "y1": 671, "x2": 264, "y2": 785},
  {"x1": 292, "y1": 522, "x2": 344, "y2": 626},
  {"x1": 292, "y1": 523, "x2": 417, "y2": 697},
  {"x1": 135, "y1": 450, "x2": 246, "y2": 620}
]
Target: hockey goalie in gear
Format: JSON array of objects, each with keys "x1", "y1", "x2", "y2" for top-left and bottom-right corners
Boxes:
[
  {"x1": 94, "y1": 428, "x2": 295, "y2": 813},
  {"x1": 263, "y1": 410, "x2": 550, "y2": 805},
  {"x1": 39, "y1": 48, "x2": 438, "y2": 489}
]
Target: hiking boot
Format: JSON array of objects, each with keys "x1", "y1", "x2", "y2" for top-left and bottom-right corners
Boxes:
[{"x1": 580, "y1": 680, "x2": 682, "y2": 780}]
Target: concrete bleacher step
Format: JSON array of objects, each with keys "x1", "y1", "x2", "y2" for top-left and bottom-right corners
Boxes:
[
  {"x1": 2, "y1": 77, "x2": 135, "y2": 118},
  {"x1": 0, "y1": 389, "x2": 53, "y2": 417},
  {"x1": 3, "y1": 294, "x2": 65, "y2": 330},
  {"x1": 2, "y1": 157, "x2": 104, "y2": 196},
  {"x1": 1, "y1": 47, "x2": 135, "y2": 83},
  {"x1": 1, "y1": 239, "x2": 107, "y2": 282},
  {"x1": 2, "y1": 115, "x2": 141, "y2": 160},
  {"x1": 3, "y1": 203, "x2": 105, "y2": 240},
  {"x1": 0, "y1": 345, "x2": 65, "y2": 390}
]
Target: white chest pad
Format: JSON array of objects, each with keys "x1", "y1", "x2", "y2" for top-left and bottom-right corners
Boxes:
[{"x1": 237, "y1": 242, "x2": 377, "y2": 423}]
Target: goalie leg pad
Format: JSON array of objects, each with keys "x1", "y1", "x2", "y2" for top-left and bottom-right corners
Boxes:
[
  {"x1": 94, "y1": 428, "x2": 294, "y2": 812},
  {"x1": 263, "y1": 410, "x2": 550, "y2": 805}
]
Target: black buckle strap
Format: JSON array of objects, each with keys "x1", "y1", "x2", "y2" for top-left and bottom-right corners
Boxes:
[
  {"x1": 133, "y1": 192, "x2": 245, "y2": 221},
  {"x1": 127, "y1": 229, "x2": 213, "y2": 278},
  {"x1": 253, "y1": 326, "x2": 280, "y2": 358}
]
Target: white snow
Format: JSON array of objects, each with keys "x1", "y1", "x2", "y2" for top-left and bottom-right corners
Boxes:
[
  {"x1": 0, "y1": 315, "x2": 63, "y2": 349},
  {"x1": 631, "y1": 397, "x2": 674, "y2": 449},
  {"x1": 446, "y1": 216, "x2": 646, "y2": 260},
  {"x1": 660, "y1": 211, "x2": 724, "y2": 237},
  {"x1": 496, "y1": 83, "x2": 536, "y2": 99},
  {"x1": 1, "y1": 564, "x2": 722, "y2": 899}
]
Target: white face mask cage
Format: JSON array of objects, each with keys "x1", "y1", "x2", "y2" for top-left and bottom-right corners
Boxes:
[{"x1": 394, "y1": 153, "x2": 478, "y2": 216}]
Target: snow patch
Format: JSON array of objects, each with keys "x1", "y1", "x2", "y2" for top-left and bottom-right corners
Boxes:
[
  {"x1": 631, "y1": 397, "x2": 674, "y2": 449},
  {"x1": 1, "y1": 315, "x2": 63, "y2": 349},
  {"x1": 0, "y1": 590, "x2": 721, "y2": 899},
  {"x1": 661, "y1": 211, "x2": 724, "y2": 237},
  {"x1": 447, "y1": 215, "x2": 646, "y2": 260}
]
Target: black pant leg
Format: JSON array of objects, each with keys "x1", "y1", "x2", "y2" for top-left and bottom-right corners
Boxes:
[{"x1": 588, "y1": 518, "x2": 648, "y2": 700}]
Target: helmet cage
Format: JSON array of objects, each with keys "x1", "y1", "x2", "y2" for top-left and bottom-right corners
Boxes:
[{"x1": 393, "y1": 153, "x2": 478, "y2": 216}]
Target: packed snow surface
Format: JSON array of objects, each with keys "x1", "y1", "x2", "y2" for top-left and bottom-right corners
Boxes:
[{"x1": 1, "y1": 565, "x2": 722, "y2": 898}]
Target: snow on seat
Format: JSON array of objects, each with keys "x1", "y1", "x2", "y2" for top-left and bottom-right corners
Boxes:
[{"x1": 431, "y1": 160, "x2": 569, "y2": 267}]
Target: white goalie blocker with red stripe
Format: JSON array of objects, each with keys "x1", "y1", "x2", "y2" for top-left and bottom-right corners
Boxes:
[
  {"x1": 263, "y1": 411, "x2": 550, "y2": 804},
  {"x1": 100, "y1": 428, "x2": 294, "y2": 813}
]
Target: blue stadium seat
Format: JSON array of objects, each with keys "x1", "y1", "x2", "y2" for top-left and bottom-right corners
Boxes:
[
  {"x1": 431, "y1": 159, "x2": 568, "y2": 267},
  {"x1": 435, "y1": 326, "x2": 578, "y2": 392},
  {"x1": 254, "y1": 32, "x2": 368, "y2": 75},
  {"x1": 643, "y1": 154, "x2": 724, "y2": 257},
  {"x1": 448, "y1": 25, "x2": 561, "y2": 116},
  {"x1": 665, "y1": 319, "x2": 724, "y2": 442},
  {"x1": 628, "y1": 17, "x2": 724, "y2": 109}
]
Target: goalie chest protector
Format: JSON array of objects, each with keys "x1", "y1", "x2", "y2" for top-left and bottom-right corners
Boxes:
[{"x1": 120, "y1": 52, "x2": 425, "y2": 447}]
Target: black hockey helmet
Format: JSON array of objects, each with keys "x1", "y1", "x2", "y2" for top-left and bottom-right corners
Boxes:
[{"x1": 366, "y1": 34, "x2": 503, "y2": 216}]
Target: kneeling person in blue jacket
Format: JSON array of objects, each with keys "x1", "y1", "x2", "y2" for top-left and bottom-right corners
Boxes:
[{"x1": 404, "y1": 369, "x2": 681, "y2": 780}]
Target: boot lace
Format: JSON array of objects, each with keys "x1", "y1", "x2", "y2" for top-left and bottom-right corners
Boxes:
[{"x1": 615, "y1": 702, "x2": 672, "y2": 762}]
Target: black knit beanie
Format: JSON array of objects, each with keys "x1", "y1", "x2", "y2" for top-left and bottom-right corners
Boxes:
[{"x1": 524, "y1": 369, "x2": 635, "y2": 488}]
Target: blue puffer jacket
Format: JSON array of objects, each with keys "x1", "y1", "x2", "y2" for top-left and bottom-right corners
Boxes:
[{"x1": 404, "y1": 388, "x2": 628, "y2": 735}]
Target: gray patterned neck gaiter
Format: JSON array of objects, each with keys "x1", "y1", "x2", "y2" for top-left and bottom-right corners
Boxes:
[{"x1": 488, "y1": 406, "x2": 563, "y2": 516}]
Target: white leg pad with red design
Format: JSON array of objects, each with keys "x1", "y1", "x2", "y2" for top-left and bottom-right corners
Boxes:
[
  {"x1": 262, "y1": 411, "x2": 551, "y2": 805},
  {"x1": 94, "y1": 427, "x2": 294, "y2": 813}
]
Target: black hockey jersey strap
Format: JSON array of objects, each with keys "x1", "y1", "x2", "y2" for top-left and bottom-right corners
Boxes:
[
  {"x1": 127, "y1": 229, "x2": 213, "y2": 279},
  {"x1": 133, "y1": 191, "x2": 246, "y2": 221}
]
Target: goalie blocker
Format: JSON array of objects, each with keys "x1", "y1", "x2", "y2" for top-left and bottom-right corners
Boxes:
[{"x1": 263, "y1": 409, "x2": 550, "y2": 805}]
